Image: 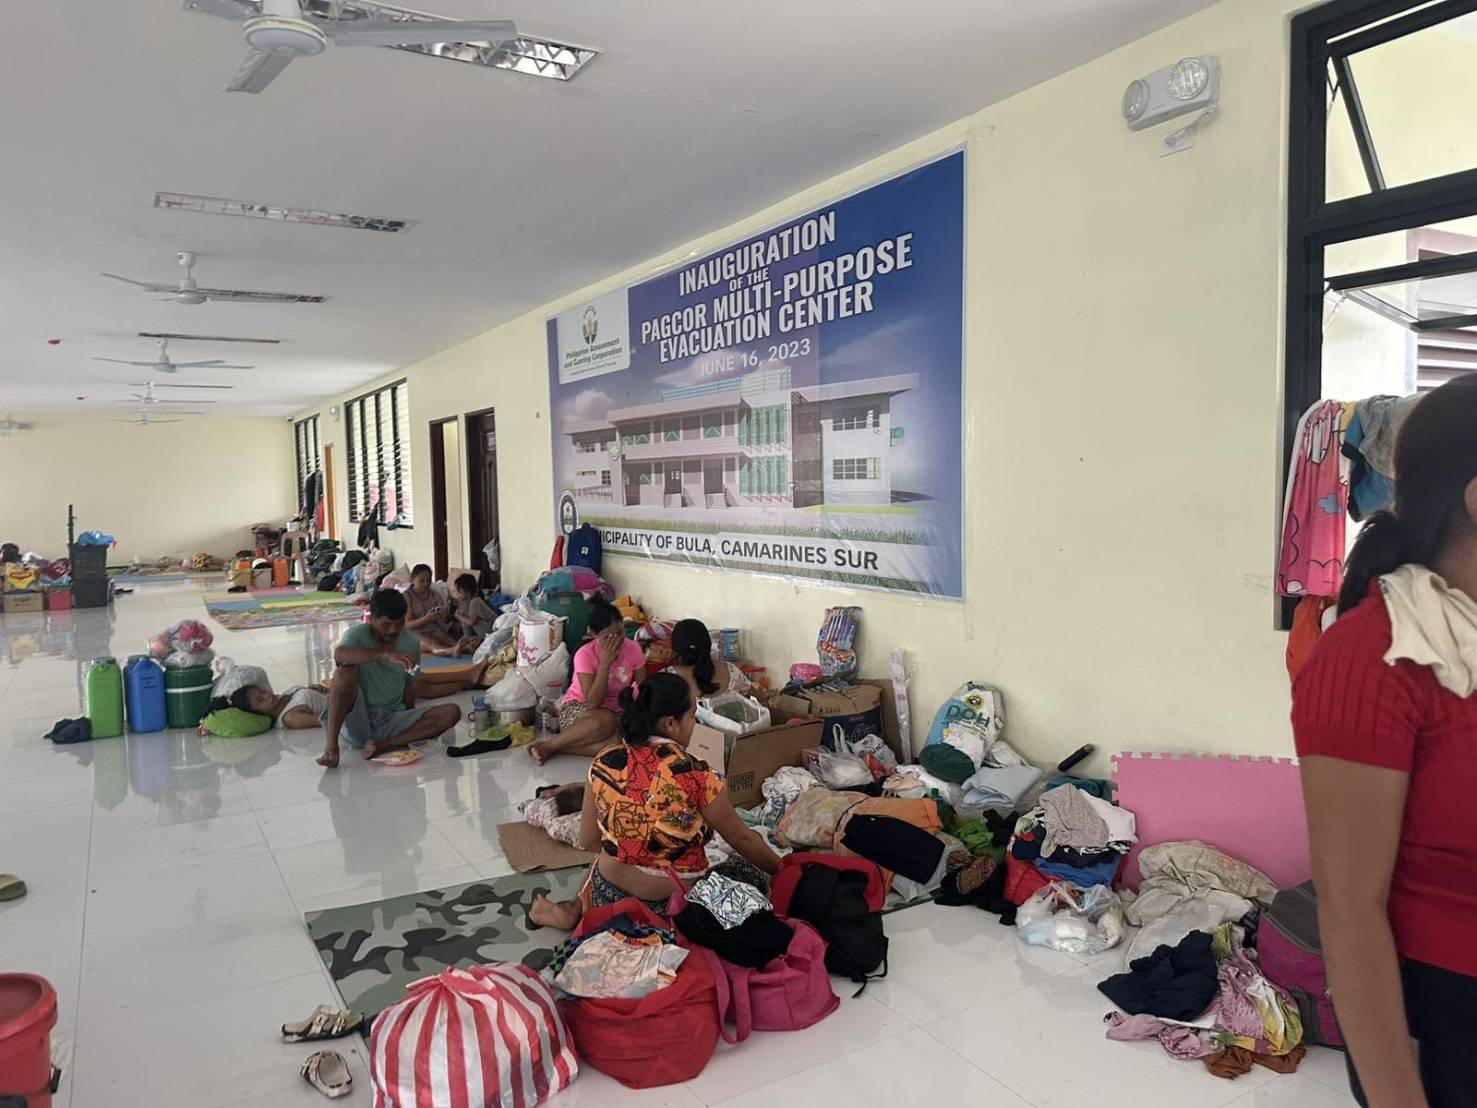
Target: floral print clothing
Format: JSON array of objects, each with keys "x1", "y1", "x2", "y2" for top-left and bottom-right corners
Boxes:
[{"x1": 589, "y1": 740, "x2": 725, "y2": 873}]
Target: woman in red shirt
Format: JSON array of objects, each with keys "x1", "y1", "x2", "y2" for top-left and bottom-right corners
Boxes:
[{"x1": 1293, "y1": 375, "x2": 1477, "y2": 1108}]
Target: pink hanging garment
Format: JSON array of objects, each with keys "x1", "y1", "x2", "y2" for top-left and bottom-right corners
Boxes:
[{"x1": 1277, "y1": 400, "x2": 1349, "y2": 597}]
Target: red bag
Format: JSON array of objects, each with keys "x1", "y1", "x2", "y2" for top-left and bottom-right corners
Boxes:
[
  {"x1": 1004, "y1": 849, "x2": 1051, "y2": 907},
  {"x1": 558, "y1": 897, "x2": 720, "y2": 1089},
  {"x1": 771, "y1": 852, "x2": 886, "y2": 916},
  {"x1": 669, "y1": 872, "x2": 839, "y2": 1040},
  {"x1": 370, "y1": 964, "x2": 577, "y2": 1108}
]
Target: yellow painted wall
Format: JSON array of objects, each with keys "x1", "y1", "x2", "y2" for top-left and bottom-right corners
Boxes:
[
  {"x1": 1, "y1": 416, "x2": 296, "y2": 566},
  {"x1": 302, "y1": 0, "x2": 1323, "y2": 770}
]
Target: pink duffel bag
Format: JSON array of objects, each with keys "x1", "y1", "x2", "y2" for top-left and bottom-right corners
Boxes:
[
  {"x1": 669, "y1": 871, "x2": 839, "y2": 1040},
  {"x1": 370, "y1": 964, "x2": 578, "y2": 1108}
]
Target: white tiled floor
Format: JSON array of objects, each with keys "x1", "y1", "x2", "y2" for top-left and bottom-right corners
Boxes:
[{"x1": 0, "y1": 581, "x2": 1357, "y2": 1108}]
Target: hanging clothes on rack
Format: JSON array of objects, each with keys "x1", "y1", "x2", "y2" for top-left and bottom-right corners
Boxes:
[{"x1": 1277, "y1": 399, "x2": 1349, "y2": 598}]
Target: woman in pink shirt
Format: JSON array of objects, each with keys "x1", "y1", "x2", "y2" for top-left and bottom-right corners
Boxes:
[{"x1": 529, "y1": 597, "x2": 645, "y2": 763}]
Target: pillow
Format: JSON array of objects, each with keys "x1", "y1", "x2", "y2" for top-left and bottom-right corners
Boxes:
[{"x1": 199, "y1": 707, "x2": 273, "y2": 737}]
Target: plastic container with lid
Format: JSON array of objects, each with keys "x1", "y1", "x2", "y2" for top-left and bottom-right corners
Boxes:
[
  {"x1": 164, "y1": 665, "x2": 214, "y2": 730},
  {"x1": 0, "y1": 974, "x2": 58, "y2": 1107},
  {"x1": 85, "y1": 658, "x2": 124, "y2": 739},
  {"x1": 124, "y1": 655, "x2": 166, "y2": 734}
]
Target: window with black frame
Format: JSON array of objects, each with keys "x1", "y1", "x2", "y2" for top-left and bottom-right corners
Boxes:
[
  {"x1": 1281, "y1": 0, "x2": 1477, "y2": 624},
  {"x1": 345, "y1": 379, "x2": 413, "y2": 527},
  {"x1": 293, "y1": 415, "x2": 320, "y2": 514}
]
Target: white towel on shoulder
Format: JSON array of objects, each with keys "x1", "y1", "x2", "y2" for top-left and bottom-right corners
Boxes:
[{"x1": 1380, "y1": 564, "x2": 1477, "y2": 697}]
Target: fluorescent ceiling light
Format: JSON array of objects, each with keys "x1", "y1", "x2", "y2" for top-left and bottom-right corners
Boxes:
[
  {"x1": 154, "y1": 191, "x2": 415, "y2": 233},
  {"x1": 138, "y1": 331, "x2": 282, "y2": 344},
  {"x1": 299, "y1": 0, "x2": 598, "y2": 80}
]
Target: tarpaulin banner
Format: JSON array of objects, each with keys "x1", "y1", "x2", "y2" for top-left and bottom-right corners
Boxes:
[{"x1": 548, "y1": 151, "x2": 965, "y2": 598}]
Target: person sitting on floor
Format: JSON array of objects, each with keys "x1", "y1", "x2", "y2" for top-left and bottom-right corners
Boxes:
[
  {"x1": 529, "y1": 597, "x2": 646, "y2": 764},
  {"x1": 403, "y1": 564, "x2": 478, "y2": 657},
  {"x1": 318, "y1": 588, "x2": 462, "y2": 767},
  {"x1": 667, "y1": 618, "x2": 752, "y2": 702},
  {"x1": 529, "y1": 671, "x2": 780, "y2": 929},
  {"x1": 450, "y1": 573, "x2": 498, "y2": 645}
]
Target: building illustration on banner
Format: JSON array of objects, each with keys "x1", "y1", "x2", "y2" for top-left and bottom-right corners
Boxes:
[
  {"x1": 565, "y1": 367, "x2": 915, "y2": 511},
  {"x1": 547, "y1": 151, "x2": 964, "y2": 598}
]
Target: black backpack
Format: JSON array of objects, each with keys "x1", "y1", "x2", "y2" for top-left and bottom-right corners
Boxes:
[{"x1": 784, "y1": 863, "x2": 888, "y2": 994}]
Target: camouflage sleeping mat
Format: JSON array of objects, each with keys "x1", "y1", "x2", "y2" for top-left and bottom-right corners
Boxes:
[{"x1": 305, "y1": 866, "x2": 587, "y2": 1017}]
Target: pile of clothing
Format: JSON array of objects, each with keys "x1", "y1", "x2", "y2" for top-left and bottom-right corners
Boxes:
[
  {"x1": 553, "y1": 914, "x2": 688, "y2": 1000},
  {"x1": 1121, "y1": 841, "x2": 1278, "y2": 963},
  {"x1": 674, "y1": 873, "x2": 793, "y2": 968},
  {"x1": 1009, "y1": 781, "x2": 1137, "y2": 889},
  {"x1": 1099, "y1": 922, "x2": 1306, "y2": 1080}
]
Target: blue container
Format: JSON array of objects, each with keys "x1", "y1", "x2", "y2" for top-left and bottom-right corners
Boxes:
[{"x1": 124, "y1": 655, "x2": 167, "y2": 734}]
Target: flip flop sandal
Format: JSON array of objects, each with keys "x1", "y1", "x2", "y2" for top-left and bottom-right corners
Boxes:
[
  {"x1": 301, "y1": 1050, "x2": 353, "y2": 1099},
  {"x1": 282, "y1": 1006, "x2": 365, "y2": 1043},
  {"x1": 0, "y1": 875, "x2": 26, "y2": 902}
]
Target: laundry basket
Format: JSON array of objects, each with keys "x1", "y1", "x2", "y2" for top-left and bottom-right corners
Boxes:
[{"x1": 0, "y1": 975, "x2": 58, "y2": 1107}]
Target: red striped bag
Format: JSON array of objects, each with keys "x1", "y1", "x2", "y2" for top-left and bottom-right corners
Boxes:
[{"x1": 370, "y1": 964, "x2": 578, "y2": 1108}]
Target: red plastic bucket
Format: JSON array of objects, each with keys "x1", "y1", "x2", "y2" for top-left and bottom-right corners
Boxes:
[{"x1": 0, "y1": 975, "x2": 57, "y2": 1107}]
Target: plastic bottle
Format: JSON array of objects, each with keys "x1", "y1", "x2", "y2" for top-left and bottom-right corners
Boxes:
[
  {"x1": 85, "y1": 658, "x2": 125, "y2": 739},
  {"x1": 124, "y1": 655, "x2": 166, "y2": 734}
]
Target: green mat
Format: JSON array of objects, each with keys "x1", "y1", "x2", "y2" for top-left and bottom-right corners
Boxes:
[{"x1": 305, "y1": 867, "x2": 587, "y2": 1017}]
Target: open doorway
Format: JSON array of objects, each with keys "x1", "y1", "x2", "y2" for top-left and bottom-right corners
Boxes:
[
  {"x1": 429, "y1": 417, "x2": 466, "y2": 580},
  {"x1": 465, "y1": 408, "x2": 501, "y2": 589}
]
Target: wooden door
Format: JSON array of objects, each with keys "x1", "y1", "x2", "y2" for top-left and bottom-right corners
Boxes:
[{"x1": 465, "y1": 409, "x2": 501, "y2": 588}]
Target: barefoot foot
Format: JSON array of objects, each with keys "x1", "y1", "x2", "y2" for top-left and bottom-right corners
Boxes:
[
  {"x1": 529, "y1": 895, "x2": 583, "y2": 931},
  {"x1": 528, "y1": 742, "x2": 553, "y2": 765},
  {"x1": 362, "y1": 741, "x2": 382, "y2": 761},
  {"x1": 317, "y1": 747, "x2": 340, "y2": 768}
]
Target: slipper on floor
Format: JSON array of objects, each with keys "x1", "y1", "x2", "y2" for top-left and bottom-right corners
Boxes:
[
  {"x1": 301, "y1": 1050, "x2": 353, "y2": 1099},
  {"x1": 282, "y1": 1006, "x2": 364, "y2": 1043},
  {"x1": 0, "y1": 875, "x2": 26, "y2": 901}
]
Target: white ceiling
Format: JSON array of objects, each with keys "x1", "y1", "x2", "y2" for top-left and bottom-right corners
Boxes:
[{"x1": 1, "y1": 0, "x2": 1215, "y2": 417}]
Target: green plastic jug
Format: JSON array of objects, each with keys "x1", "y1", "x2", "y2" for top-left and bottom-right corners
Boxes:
[{"x1": 85, "y1": 657, "x2": 125, "y2": 739}]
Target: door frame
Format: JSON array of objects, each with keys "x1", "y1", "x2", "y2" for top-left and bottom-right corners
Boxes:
[
  {"x1": 428, "y1": 416, "x2": 457, "y2": 581},
  {"x1": 323, "y1": 442, "x2": 338, "y2": 540}
]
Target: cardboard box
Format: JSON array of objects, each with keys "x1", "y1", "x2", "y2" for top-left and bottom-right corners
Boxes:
[
  {"x1": 771, "y1": 678, "x2": 906, "y2": 764},
  {"x1": 693, "y1": 702, "x2": 825, "y2": 808},
  {"x1": 3, "y1": 592, "x2": 44, "y2": 614}
]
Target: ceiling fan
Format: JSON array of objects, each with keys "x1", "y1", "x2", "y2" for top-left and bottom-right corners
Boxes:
[
  {"x1": 116, "y1": 382, "x2": 216, "y2": 408},
  {"x1": 110, "y1": 409, "x2": 187, "y2": 427},
  {"x1": 187, "y1": 0, "x2": 518, "y2": 94},
  {"x1": 93, "y1": 337, "x2": 254, "y2": 374},
  {"x1": 101, "y1": 252, "x2": 325, "y2": 305}
]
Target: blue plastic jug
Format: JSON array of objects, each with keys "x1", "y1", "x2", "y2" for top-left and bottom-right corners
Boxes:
[{"x1": 124, "y1": 655, "x2": 167, "y2": 734}]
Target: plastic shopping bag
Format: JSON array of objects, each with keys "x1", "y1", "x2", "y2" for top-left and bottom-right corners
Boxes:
[{"x1": 1016, "y1": 882, "x2": 1125, "y2": 955}]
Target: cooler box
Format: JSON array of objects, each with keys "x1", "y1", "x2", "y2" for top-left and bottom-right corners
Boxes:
[
  {"x1": 44, "y1": 590, "x2": 72, "y2": 612},
  {"x1": 164, "y1": 665, "x2": 213, "y2": 729}
]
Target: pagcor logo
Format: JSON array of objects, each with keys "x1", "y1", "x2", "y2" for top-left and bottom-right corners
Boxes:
[{"x1": 581, "y1": 306, "x2": 598, "y2": 346}]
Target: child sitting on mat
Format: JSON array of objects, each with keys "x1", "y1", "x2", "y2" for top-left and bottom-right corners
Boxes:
[
  {"x1": 403, "y1": 564, "x2": 479, "y2": 657},
  {"x1": 451, "y1": 573, "x2": 498, "y2": 642}
]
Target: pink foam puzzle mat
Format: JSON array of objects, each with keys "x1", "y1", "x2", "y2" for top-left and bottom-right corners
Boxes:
[{"x1": 1111, "y1": 752, "x2": 1310, "y2": 892}]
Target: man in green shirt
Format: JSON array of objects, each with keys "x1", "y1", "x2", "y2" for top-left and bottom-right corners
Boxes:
[{"x1": 319, "y1": 589, "x2": 462, "y2": 767}]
